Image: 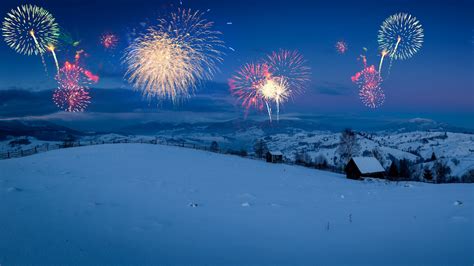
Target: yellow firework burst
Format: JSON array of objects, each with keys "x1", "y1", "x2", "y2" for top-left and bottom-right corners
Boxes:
[
  {"x1": 260, "y1": 77, "x2": 290, "y2": 121},
  {"x1": 124, "y1": 9, "x2": 224, "y2": 103},
  {"x1": 2, "y1": 4, "x2": 59, "y2": 56}
]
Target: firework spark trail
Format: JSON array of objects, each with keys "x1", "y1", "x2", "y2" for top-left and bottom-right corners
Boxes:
[
  {"x1": 260, "y1": 77, "x2": 290, "y2": 121},
  {"x1": 30, "y1": 29, "x2": 49, "y2": 74},
  {"x1": 47, "y1": 44, "x2": 59, "y2": 74},
  {"x1": 124, "y1": 8, "x2": 225, "y2": 103},
  {"x1": 378, "y1": 13, "x2": 423, "y2": 74},
  {"x1": 378, "y1": 50, "x2": 388, "y2": 74}
]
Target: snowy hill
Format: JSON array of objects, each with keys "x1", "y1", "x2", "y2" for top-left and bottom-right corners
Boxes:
[{"x1": 1, "y1": 144, "x2": 473, "y2": 264}]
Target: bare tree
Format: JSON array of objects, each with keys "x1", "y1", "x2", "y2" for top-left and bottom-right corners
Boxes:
[{"x1": 337, "y1": 128, "x2": 360, "y2": 166}]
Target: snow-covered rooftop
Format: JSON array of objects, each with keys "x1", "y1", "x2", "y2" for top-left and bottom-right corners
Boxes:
[
  {"x1": 268, "y1": 151, "x2": 283, "y2": 156},
  {"x1": 352, "y1": 157, "x2": 385, "y2": 174}
]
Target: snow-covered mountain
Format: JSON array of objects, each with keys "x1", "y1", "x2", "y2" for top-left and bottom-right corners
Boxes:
[
  {"x1": 1, "y1": 144, "x2": 472, "y2": 264},
  {"x1": 1, "y1": 119, "x2": 473, "y2": 179}
]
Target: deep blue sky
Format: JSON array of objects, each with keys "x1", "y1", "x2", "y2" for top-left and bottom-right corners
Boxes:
[{"x1": 0, "y1": 0, "x2": 473, "y2": 128}]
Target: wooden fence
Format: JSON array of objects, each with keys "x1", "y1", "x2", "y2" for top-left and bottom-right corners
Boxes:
[{"x1": 0, "y1": 138, "x2": 219, "y2": 160}]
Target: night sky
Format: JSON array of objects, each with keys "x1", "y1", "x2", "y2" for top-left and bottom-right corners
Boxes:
[{"x1": 0, "y1": 0, "x2": 473, "y2": 128}]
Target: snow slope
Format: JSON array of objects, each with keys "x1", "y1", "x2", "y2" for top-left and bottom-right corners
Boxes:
[{"x1": 1, "y1": 144, "x2": 473, "y2": 265}]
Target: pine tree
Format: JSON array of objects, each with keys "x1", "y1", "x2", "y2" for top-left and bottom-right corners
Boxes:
[
  {"x1": 434, "y1": 160, "x2": 451, "y2": 183},
  {"x1": 430, "y1": 152, "x2": 437, "y2": 161},
  {"x1": 253, "y1": 139, "x2": 268, "y2": 158},
  {"x1": 388, "y1": 161, "x2": 399, "y2": 180},
  {"x1": 423, "y1": 168, "x2": 433, "y2": 181},
  {"x1": 398, "y1": 159, "x2": 411, "y2": 180}
]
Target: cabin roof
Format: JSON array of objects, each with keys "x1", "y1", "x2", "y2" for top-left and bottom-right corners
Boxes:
[
  {"x1": 268, "y1": 151, "x2": 283, "y2": 156},
  {"x1": 351, "y1": 157, "x2": 385, "y2": 174}
]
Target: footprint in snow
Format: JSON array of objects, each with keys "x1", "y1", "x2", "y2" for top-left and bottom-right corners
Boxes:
[
  {"x1": 7, "y1": 186, "x2": 23, "y2": 192},
  {"x1": 453, "y1": 200, "x2": 463, "y2": 206},
  {"x1": 241, "y1": 202, "x2": 251, "y2": 207}
]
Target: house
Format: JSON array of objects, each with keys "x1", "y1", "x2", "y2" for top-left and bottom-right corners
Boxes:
[
  {"x1": 345, "y1": 157, "x2": 385, "y2": 179},
  {"x1": 266, "y1": 151, "x2": 283, "y2": 163}
]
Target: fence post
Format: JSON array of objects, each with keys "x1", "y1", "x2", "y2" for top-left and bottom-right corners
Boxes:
[
  {"x1": 20, "y1": 150, "x2": 23, "y2": 157},
  {"x1": 7, "y1": 152, "x2": 10, "y2": 158},
  {"x1": 34, "y1": 147, "x2": 37, "y2": 153}
]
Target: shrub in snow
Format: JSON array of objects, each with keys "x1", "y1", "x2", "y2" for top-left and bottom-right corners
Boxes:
[
  {"x1": 451, "y1": 158, "x2": 460, "y2": 166},
  {"x1": 209, "y1": 141, "x2": 220, "y2": 152},
  {"x1": 295, "y1": 151, "x2": 312, "y2": 166},
  {"x1": 9, "y1": 138, "x2": 31, "y2": 147},
  {"x1": 461, "y1": 170, "x2": 474, "y2": 183}
]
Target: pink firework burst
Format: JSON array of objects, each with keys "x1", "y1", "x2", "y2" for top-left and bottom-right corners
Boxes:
[
  {"x1": 53, "y1": 61, "x2": 98, "y2": 112},
  {"x1": 229, "y1": 62, "x2": 271, "y2": 111},
  {"x1": 351, "y1": 65, "x2": 385, "y2": 108},
  {"x1": 100, "y1": 33, "x2": 118, "y2": 49},
  {"x1": 359, "y1": 86, "x2": 385, "y2": 109},
  {"x1": 53, "y1": 84, "x2": 91, "y2": 112},
  {"x1": 335, "y1": 41, "x2": 348, "y2": 54},
  {"x1": 264, "y1": 49, "x2": 311, "y2": 95},
  {"x1": 351, "y1": 65, "x2": 382, "y2": 90}
]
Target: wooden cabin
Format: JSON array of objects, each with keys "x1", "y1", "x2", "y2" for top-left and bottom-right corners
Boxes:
[
  {"x1": 345, "y1": 157, "x2": 385, "y2": 180},
  {"x1": 266, "y1": 151, "x2": 283, "y2": 163}
]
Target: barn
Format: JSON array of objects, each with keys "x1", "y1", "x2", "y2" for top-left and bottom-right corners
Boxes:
[
  {"x1": 266, "y1": 151, "x2": 283, "y2": 163},
  {"x1": 345, "y1": 157, "x2": 385, "y2": 180}
]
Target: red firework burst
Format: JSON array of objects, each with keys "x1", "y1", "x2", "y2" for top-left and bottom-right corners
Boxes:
[
  {"x1": 100, "y1": 33, "x2": 118, "y2": 49},
  {"x1": 335, "y1": 41, "x2": 348, "y2": 54},
  {"x1": 229, "y1": 62, "x2": 271, "y2": 111}
]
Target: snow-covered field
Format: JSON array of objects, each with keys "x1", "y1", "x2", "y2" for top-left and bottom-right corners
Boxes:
[{"x1": 1, "y1": 144, "x2": 473, "y2": 265}]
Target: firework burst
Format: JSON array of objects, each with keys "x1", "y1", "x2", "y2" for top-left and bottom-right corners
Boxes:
[
  {"x1": 265, "y1": 49, "x2": 310, "y2": 95},
  {"x1": 2, "y1": 5, "x2": 59, "y2": 56},
  {"x1": 335, "y1": 41, "x2": 348, "y2": 54},
  {"x1": 229, "y1": 63, "x2": 273, "y2": 120},
  {"x1": 124, "y1": 8, "x2": 224, "y2": 103},
  {"x1": 101, "y1": 33, "x2": 119, "y2": 49},
  {"x1": 53, "y1": 84, "x2": 91, "y2": 112},
  {"x1": 351, "y1": 65, "x2": 385, "y2": 108},
  {"x1": 378, "y1": 13, "x2": 423, "y2": 73},
  {"x1": 53, "y1": 61, "x2": 98, "y2": 112},
  {"x1": 260, "y1": 77, "x2": 290, "y2": 121},
  {"x1": 359, "y1": 86, "x2": 385, "y2": 109}
]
